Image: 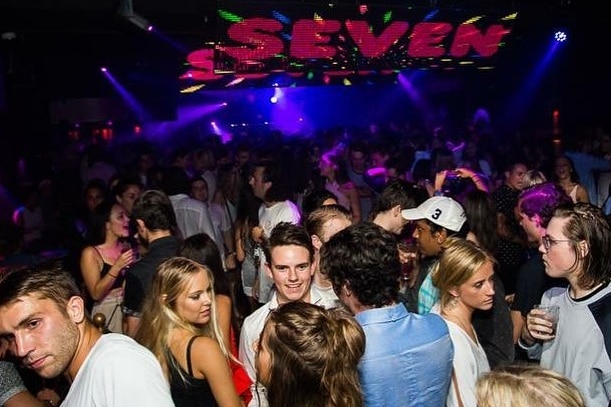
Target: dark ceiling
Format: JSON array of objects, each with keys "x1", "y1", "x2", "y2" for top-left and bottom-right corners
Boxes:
[{"x1": 0, "y1": 0, "x2": 608, "y2": 131}]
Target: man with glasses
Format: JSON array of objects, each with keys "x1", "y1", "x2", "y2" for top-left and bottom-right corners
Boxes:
[
  {"x1": 512, "y1": 182, "x2": 571, "y2": 356},
  {"x1": 519, "y1": 203, "x2": 611, "y2": 407}
]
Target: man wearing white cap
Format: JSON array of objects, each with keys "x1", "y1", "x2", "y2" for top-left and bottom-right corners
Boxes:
[{"x1": 401, "y1": 196, "x2": 468, "y2": 314}]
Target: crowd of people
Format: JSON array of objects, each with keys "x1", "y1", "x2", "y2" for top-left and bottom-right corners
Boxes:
[{"x1": 1, "y1": 117, "x2": 611, "y2": 406}]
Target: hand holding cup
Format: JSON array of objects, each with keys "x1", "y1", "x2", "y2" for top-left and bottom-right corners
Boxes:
[{"x1": 527, "y1": 304, "x2": 559, "y2": 341}]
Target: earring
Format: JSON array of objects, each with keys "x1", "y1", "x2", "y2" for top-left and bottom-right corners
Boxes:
[{"x1": 448, "y1": 296, "x2": 458, "y2": 309}]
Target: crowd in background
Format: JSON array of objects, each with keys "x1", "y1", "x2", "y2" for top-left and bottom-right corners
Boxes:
[{"x1": 1, "y1": 110, "x2": 611, "y2": 407}]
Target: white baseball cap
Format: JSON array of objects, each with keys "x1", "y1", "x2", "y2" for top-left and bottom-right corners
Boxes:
[{"x1": 401, "y1": 196, "x2": 466, "y2": 232}]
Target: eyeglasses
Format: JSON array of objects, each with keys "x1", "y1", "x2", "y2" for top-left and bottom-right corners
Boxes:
[{"x1": 541, "y1": 235, "x2": 573, "y2": 251}]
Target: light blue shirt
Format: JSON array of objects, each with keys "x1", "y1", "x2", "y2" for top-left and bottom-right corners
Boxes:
[{"x1": 356, "y1": 303, "x2": 454, "y2": 407}]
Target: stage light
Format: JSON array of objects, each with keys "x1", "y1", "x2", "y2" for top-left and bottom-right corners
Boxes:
[
  {"x1": 270, "y1": 96, "x2": 278, "y2": 104},
  {"x1": 554, "y1": 31, "x2": 567, "y2": 42},
  {"x1": 147, "y1": 25, "x2": 154, "y2": 32},
  {"x1": 100, "y1": 67, "x2": 108, "y2": 72}
]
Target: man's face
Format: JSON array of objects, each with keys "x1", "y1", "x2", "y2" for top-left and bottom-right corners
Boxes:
[
  {"x1": 350, "y1": 151, "x2": 366, "y2": 172},
  {"x1": 540, "y1": 217, "x2": 576, "y2": 280},
  {"x1": 118, "y1": 185, "x2": 142, "y2": 215},
  {"x1": 190, "y1": 179, "x2": 209, "y2": 203},
  {"x1": 236, "y1": 151, "x2": 250, "y2": 167},
  {"x1": 412, "y1": 219, "x2": 443, "y2": 257},
  {"x1": 249, "y1": 166, "x2": 270, "y2": 201},
  {"x1": 0, "y1": 295, "x2": 81, "y2": 379},
  {"x1": 389, "y1": 206, "x2": 410, "y2": 235},
  {"x1": 85, "y1": 187, "x2": 105, "y2": 212},
  {"x1": 265, "y1": 245, "x2": 314, "y2": 304},
  {"x1": 506, "y1": 164, "x2": 527, "y2": 191},
  {"x1": 517, "y1": 207, "x2": 541, "y2": 243}
]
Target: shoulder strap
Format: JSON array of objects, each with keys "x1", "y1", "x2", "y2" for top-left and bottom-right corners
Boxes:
[
  {"x1": 451, "y1": 369, "x2": 465, "y2": 407},
  {"x1": 92, "y1": 246, "x2": 105, "y2": 270},
  {"x1": 185, "y1": 336, "x2": 199, "y2": 376}
]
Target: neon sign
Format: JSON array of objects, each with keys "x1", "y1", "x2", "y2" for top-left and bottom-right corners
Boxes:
[{"x1": 183, "y1": 3, "x2": 516, "y2": 84}]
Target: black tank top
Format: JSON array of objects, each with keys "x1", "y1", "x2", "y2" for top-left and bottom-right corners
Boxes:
[
  {"x1": 93, "y1": 247, "x2": 124, "y2": 290},
  {"x1": 167, "y1": 336, "x2": 218, "y2": 407}
]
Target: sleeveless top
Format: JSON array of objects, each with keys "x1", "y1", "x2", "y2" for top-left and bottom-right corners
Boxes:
[
  {"x1": 167, "y1": 336, "x2": 217, "y2": 407},
  {"x1": 568, "y1": 184, "x2": 578, "y2": 203},
  {"x1": 93, "y1": 247, "x2": 124, "y2": 291}
]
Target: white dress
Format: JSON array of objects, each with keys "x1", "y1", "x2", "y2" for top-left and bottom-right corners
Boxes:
[{"x1": 444, "y1": 320, "x2": 490, "y2": 407}]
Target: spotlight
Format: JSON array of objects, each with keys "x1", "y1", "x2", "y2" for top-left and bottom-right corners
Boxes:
[
  {"x1": 554, "y1": 31, "x2": 567, "y2": 42},
  {"x1": 270, "y1": 96, "x2": 278, "y2": 104},
  {"x1": 128, "y1": 14, "x2": 152, "y2": 31},
  {"x1": 100, "y1": 67, "x2": 108, "y2": 72}
]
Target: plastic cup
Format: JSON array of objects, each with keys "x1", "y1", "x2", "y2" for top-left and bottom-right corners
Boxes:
[{"x1": 535, "y1": 304, "x2": 559, "y2": 334}]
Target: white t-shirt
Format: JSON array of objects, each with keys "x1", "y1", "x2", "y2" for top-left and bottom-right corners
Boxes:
[{"x1": 62, "y1": 333, "x2": 174, "y2": 407}]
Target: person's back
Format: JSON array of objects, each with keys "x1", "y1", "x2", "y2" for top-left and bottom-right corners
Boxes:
[
  {"x1": 321, "y1": 222, "x2": 453, "y2": 406},
  {"x1": 161, "y1": 166, "x2": 216, "y2": 241},
  {"x1": 357, "y1": 304, "x2": 453, "y2": 406},
  {"x1": 123, "y1": 189, "x2": 180, "y2": 337}
]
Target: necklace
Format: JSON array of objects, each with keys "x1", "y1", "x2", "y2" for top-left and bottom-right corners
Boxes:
[{"x1": 442, "y1": 311, "x2": 476, "y2": 342}]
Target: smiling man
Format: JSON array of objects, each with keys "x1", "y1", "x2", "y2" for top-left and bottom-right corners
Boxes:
[
  {"x1": 0, "y1": 264, "x2": 175, "y2": 407},
  {"x1": 238, "y1": 222, "x2": 337, "y2": 407}
]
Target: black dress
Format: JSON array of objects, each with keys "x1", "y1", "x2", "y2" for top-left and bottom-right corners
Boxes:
[{"x1": 167, "y1": 336, "x2": 218, "y2": 407}]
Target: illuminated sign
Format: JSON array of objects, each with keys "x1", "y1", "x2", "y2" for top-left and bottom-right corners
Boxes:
[{"x1": 183, "y1": 3, "x2": 516, "y2": 84}]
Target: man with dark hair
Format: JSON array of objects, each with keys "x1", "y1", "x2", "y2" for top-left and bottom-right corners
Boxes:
[
  {"x1": 371, "y1": 179, "x2": 427, "y2": 235},
  {"x1": 512, "y1": 182, "x2": 571, "y2": 348},
  {"x1": 320, "y1": 222, "x2": 453, "y2": 407},
  {"x1": 123, "y1": 189, "x2": 180, "y2": 337},
  {"x1": 401, "y1": 195, "x2": 469, "y2": 314},
  {"x1": 249, "y1": 159, "x2": 301, "y2": 304},
  {"x1": 160, "y1": 165, "x2": 216, "y2": 242},
  {"x1": 239, "y1": 222, "x2": 336, "y2": 407},
  {"x1": 0, "y1": 264, "x2": 174, "y2": 407}
]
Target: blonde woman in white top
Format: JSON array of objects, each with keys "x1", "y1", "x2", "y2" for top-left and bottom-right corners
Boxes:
[{"x1": 432, "y1": 237, "x2": 495, "y2": 407}]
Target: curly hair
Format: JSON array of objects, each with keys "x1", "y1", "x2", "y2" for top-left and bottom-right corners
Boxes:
[
  {"x1": 259, "y1": 302, "x2": 365, "y2": 407},
  {"x1": 320, "y1": 222, "x2": 400, "y2": 307}
]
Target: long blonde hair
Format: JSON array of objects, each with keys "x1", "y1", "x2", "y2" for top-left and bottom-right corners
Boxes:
[
  {"x1": 476, "y1": 364, "x2": 586, "y2": 407},
  {"x1": 431, "y1": 237, "x2": 496, "y2": 311},
  {"x1": 135, "y1": 256, "x2": 234, "y2": 380}
]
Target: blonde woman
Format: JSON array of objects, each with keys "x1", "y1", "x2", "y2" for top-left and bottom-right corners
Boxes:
[
  {"x1": 432, "y1": 237, "x2": 495, "y2": 407},
  {"x1": 80, "y1": 201, "x2": 136, "y2": 333},
  {"x1": 476, "y1": 364, "x2": 586, "y2": 407},
  {"x1": 135, "y1": 257, "x2": 242, "y2": 407}
]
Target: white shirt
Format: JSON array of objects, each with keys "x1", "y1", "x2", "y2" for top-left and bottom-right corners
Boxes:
[
  {"x1": 169, "y1": 194, "x2": 216, "y2": 242},
  {"x1": 239, "y1": 287, "x2": 338, "y2": 407},
  {"x1": 62, "y1": 333, "x2": 174, "y2": 407},
  {"x1": 444, "y1": 320, "x2": 490, "y2": 407}
]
